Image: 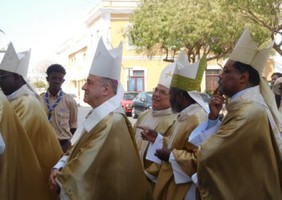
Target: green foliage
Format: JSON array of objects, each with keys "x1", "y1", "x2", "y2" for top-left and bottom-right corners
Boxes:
[
  {"x1": 128, "y1": 0, "x2": 282, "y2": 62},
  {"x1": 33, "y1": 80, "x2": 46, "y2": 89}
]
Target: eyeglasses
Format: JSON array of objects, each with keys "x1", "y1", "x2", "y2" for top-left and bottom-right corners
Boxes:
[
  {"x1": 221, "y1": 67, "x2": 241, "y2": 74},
  {"x1": 154, "y1": 88, "x2": 170, "y2": 96}
]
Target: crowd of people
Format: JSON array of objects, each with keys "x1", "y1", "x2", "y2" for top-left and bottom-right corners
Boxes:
[{"x1": 0, "y1": 28, "x2": 281, "y2": 200}]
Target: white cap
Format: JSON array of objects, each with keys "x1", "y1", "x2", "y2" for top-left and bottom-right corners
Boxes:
[
  {"x1": 89, "y1": 37, "x2": 123, "y2": 80},
  {"x1": 0, "y1": 42, "x2": 31, "y2": 79},
  {"x1": 158, "y1": 63, "x2": 175, "y2": 89},
  {"x1": 0, "y1": 42, "x2": 38, "y2": 97},
  {"x1": 229, "y1": 29, "x2": 273, "y2": 74}
]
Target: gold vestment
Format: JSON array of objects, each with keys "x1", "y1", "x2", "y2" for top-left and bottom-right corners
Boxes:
[
  {"x1": 134, "y1": 109, "x2": 177, "y2": 189},
  {"x1": 198, "y1": 93, "x2": 282, "y2": 199},
  {"x1": 0, "y1": 91, "x2": 52, "y2": 200},
  {"x1": 57, "y1": 112, "x2": 153, "y2": 199},
  {"x1": 154, "y1": 104, "x2": 208, "y2": 200}
]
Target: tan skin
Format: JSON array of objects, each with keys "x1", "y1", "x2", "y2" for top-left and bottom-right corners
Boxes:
[
  {"x1": 138, "y1": 88, "x2": 196, "y2": 161},
  {"x1": 152, "y1": 84, "x2": 171, "y2": 110},
  {"x1": 140, "y1": 59, "x2": 252, "y2": 161},
  {"x1": 209, "y1": 59, "x2": 251, "y2": 119},
  {"x1": 49, "y1": 75, "x2": 115, "y2": 192},
  {"x1": 137, "y1": 83, "x2": 171, "y2": 146}
]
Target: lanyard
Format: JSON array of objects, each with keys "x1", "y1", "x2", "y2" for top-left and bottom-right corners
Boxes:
[{"x1": 45, "y1": 90, "x2": 64, "y2": 122}]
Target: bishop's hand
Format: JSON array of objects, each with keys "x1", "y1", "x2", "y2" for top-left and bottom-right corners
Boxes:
[
  {"x1": 137, "y1": 126, "x2": 158, "y2": 143},
  {"x1": 155, "y1": 147, "x2": 171, "y2": 161}
]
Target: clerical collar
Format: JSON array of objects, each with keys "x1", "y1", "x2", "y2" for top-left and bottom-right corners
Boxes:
[
  {"x1": 230, "y1": 86, "x2": 261, "y2": 102},
  {"x1": 6, "y1": 84, "x2": 34, "y2": 101},
  {"x1": 83, "y1": 83, "x2": 124, "y2": 132},
  {"x1": 177, "y1": 104, "x2": 202, "y2": 122},
  {"x1": 151, "y1": 107, "x2": 173, "y2": 117}
]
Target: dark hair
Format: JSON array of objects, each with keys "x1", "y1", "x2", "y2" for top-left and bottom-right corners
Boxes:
[
  {"x1": 100, "y1": 77, "x2": 118, "y2": 95},
  {"x1": 170, "y1": 87, "x2": 196, "y2": 103},
  {"x1": 271, "y1": 72, "x2": 282, "y2": 78},
  {"x1": 234, "y1": 61, "x2": 260, "y2": 86},
  {"x1": 46, "y1": 64, "x2": 66, "y2": 76}
]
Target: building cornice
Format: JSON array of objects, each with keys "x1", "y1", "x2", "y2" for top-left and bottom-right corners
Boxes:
[{"x1": 85, "y1": 1, "x2": 139, "y2": 25}]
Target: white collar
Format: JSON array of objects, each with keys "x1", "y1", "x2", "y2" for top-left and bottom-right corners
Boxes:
[
  {"x1": 178, "y1": 103, "x2": 203, "y2": 122},
  {"x1": 230, "y1": 86, "x2": 267, "y2": 107},
  {"x1": 82, "y1": 83, "x2": 124, "y2": 132},
  {"x1": 151, "y1": 107, "x2": 173, "y2": 117},
  {"x1": 6, "y1": 84, "x2": 35, "y2": 101}
]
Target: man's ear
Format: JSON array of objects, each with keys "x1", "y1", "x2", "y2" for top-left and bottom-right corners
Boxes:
[
  {"x1": 239, "y1": 71, "x2": 249, "y2": 84},
  {"x1": 101, "y1": 82, "x2": 111, "y2": 95}
]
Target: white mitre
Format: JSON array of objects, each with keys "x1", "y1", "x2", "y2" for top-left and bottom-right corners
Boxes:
[
  {"x1": 0, "y1": 42, "x2": 39, "y2": 97},
  {"x1": 171, "y1": 50, "x2": 208, "y2": 113},
  {"x1": 0, "y1": 42, "x2": 31, "y2": 79},
  {"x1": 158, "y1": 63, "x2": 175, "y2": 89},
  {"x1": 89, "y1": 37, "x2": 123, "y2": 80},
  {"x1": 171, "y1": 50, "x2": 206, "y2": 91},
  {"x1": 229, "y1": 29, "x2": 273, "y2": 74}
]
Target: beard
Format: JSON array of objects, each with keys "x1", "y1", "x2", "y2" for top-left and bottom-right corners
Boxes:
[{"x1": 170, "y1": 97, "x2": 182, "y2": 113}]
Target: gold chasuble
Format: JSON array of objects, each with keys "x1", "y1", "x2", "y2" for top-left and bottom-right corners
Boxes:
[
  {"x1": 134, "y1": 108, "x2": 177, "y2": 188},
  {"x1": 154, "y1": 104, "x2": 208, "y2": 200},
  {"x1": 0, "y1": 91, "x2": 51, "y2": 200},
  {"x1": 8, "y1": 85, "x2": 63, "y2": 199},
  {"x1": 198, "y1": 87, "x2": 282, "y2": 199},
  {"x1": 57, "y1": 112, "x2": 153, "y2": 200}
]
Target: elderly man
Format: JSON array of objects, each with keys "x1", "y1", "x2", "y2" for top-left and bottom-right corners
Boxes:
[
  {"x1": 50, "y1": 38, "x2": 152, "y2": 200},
  {"x1": 141, "y1": 51, "x2": 209, "y2": 200},
  {"x1": 0, "y1": 43, "x2": 63, "y2": 199},
  {"x1": 134, "y1": 63, "x2": 177, "y2": 189},
  {"x1": 189, "y1": 29, "x2": 282, "y2": 199}
]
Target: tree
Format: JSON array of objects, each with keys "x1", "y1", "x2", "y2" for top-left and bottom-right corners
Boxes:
[
  {"x1": 221, "y1": 0, "x2": 282, "y2": 56},
  {"x1": 128, "y1": 0, "x2": 282, "y2": 62},
  {"x1": 33, "y1": 80, "x2": 46, "y2": 89}
]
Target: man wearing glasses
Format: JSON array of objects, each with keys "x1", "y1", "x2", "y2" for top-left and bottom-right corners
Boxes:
[
  {"x1": 140, "y1": 51, "x2": 209, "y2": 200},
  {"x1": 134, "y1": 63, "x2": 177, "y2": 191},
  {"x1": 189, "y1": 29, "x2": 282, "y2": 199}
]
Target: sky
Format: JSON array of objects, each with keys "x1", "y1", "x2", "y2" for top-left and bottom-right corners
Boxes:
[
  {"x1": 1, "y1": 0, "x2": 282, "y2": 75},
  {"x1": 0, "y1": 0, "x2": 98, "y2": 70}
]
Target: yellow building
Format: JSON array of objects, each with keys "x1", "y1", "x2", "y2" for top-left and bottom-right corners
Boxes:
[
  {"x1": 58, "y1": 0, "x2": 172, "y2": 101},
  {"x1": 57, "y1": 0, "x2": 275, "y2": 100}
]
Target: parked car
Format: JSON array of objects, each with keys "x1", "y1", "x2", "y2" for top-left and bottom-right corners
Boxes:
[
  {"x1": 121, "y1": 91, "x2": 138, "y2": 116},
  {"x1": 131, "y1": 91, "x2": 153, "y2": 119}
]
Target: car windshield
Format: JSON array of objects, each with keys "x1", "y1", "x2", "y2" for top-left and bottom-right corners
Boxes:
[
  {"x1": 124, "y1": 93, "x2": 137, "y2": 100},
  {"x1": 147, "y1": 92, "x2": 153, "y2": 97}
]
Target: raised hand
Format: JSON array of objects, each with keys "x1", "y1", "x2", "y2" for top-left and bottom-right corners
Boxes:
[
  {"x1": 137, "y1": 126, "x2": 158, "y2": 143},
  {"x1": 209, "y1": 86, "x2": 225, "y2": 120}
]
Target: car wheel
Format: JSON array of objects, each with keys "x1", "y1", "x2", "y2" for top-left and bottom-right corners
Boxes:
[{"x1": 132, "y1": 107, "x2": 137, "y2": 119}]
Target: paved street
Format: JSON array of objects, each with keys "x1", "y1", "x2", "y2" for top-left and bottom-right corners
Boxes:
[{"x1": 71, "y1": 106, "x2": 137, "y2": 143}]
